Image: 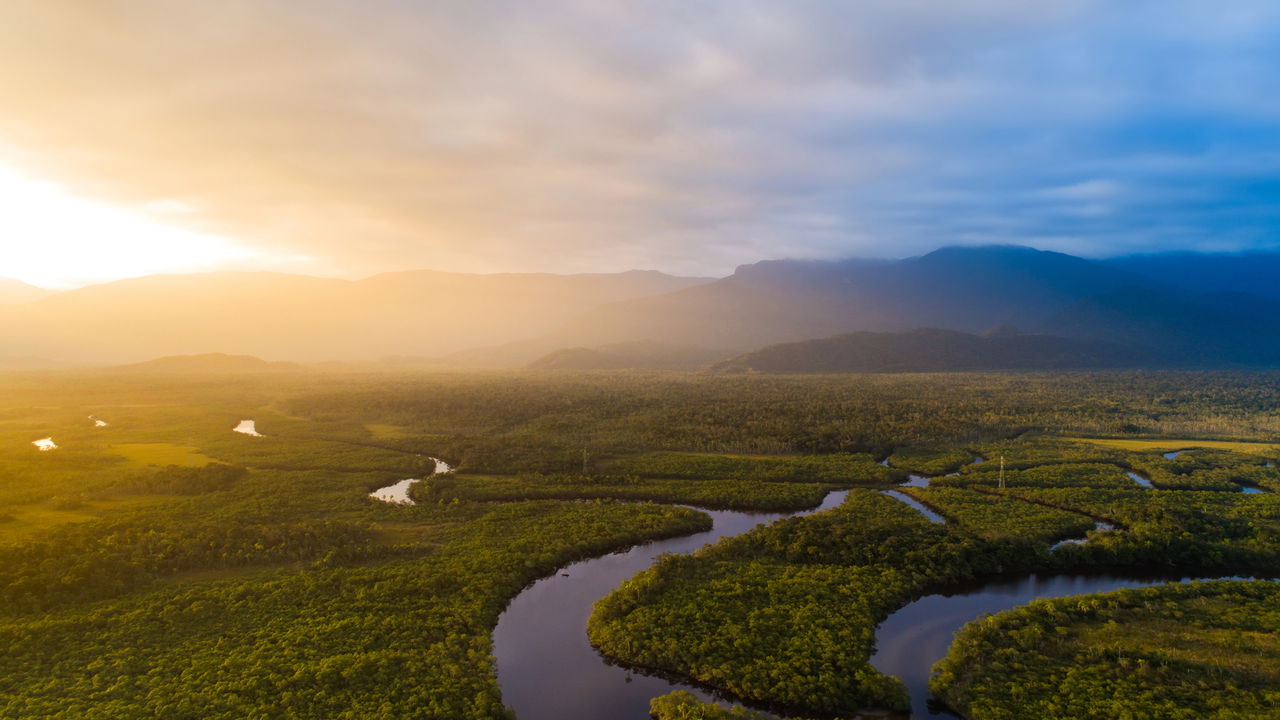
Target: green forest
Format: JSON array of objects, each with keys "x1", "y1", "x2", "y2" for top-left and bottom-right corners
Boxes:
[
  {"x1": 932, "y1": 581, "x2": 1280, "y2": 719},
  {"x1": 0, "y1": 369, "x2": 1278, "y2": 718}
]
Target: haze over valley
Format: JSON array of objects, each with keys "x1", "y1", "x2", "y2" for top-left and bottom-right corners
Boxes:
[{"x1": 5, "y1": 244, "x2": 1280, "y2": 371}]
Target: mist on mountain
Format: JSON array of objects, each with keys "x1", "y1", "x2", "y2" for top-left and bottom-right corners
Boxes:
[{"x1": 2, "y1": 245, "x2": 1277, "y2": 369}]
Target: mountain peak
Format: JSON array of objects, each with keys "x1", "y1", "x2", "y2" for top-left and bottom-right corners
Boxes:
[
  {"x1": 918, "y1": 243, "x2": 1043, "y2": 257},
  {"x1": 913, "y1": 244, "x2": 1099, "y2": 268}
]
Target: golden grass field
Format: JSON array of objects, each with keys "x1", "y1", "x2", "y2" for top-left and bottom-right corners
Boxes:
[
  {"x1": 1068, "y1": 437, "x2": 1280, "y2": 456},
  {"x1": 0, "y1": 496, "x2": 172, "y2": 541},
  {"x1": 365, "y1": 423, "x2": 410, "y2": 439},
  {"x1": 113, "y1": 442, "x2": 216, "y2": 467}
]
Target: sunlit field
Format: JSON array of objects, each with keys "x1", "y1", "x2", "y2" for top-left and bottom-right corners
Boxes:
[{"x1": 1069, "y1": 436, "x2": 1280, "y2": 456}]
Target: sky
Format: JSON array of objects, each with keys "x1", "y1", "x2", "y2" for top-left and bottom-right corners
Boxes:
[{"x1": 2, "y1": 1, "x2": 1280, "y2": 287}]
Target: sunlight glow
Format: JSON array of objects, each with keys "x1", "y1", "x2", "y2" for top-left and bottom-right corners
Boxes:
[{"x1": 0, "y1": 165, "x2": 263, "y2": 288}]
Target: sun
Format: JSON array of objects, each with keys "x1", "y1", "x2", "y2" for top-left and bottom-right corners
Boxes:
[{"x1": 0, "y1": 165, "x2": 263, "y2": 288}]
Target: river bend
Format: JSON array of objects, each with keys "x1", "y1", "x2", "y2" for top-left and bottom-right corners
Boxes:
[{"x1": 490, "y1": 460, "x2": 1265, "y2": 720}]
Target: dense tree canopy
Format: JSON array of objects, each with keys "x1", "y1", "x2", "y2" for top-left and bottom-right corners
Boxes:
[{"x1": 0, "y1": 369, "x2": 1278, "y2": 718}]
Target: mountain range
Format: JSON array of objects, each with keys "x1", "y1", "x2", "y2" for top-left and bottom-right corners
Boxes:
[
  {"x1": 547, "y1": 246, "x2": 1145, "y2": 351},
  {"x1": 521, "y1": 245, "x2": 1280, "y2": 369},
  {"x1": 2, "y1": 245, "x2": 1278, "y2": 370}
]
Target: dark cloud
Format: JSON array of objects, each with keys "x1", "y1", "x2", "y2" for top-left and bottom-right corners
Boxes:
[{"x1": 1, "y1": 0, "x2": 1278, "y2": 278}]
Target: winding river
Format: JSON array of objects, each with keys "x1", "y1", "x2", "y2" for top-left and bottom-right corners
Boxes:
[
  {"x1": 882, "y1": 489, "x2": 945, "y2": 524},
  {"x1": 868, "y1": 572, "x2": 1247, "y2": 720},
  {"x1": 480, "y1": 456, "x2": 1267, "y2": 719},
  {"x1": 493, "y1": 491, "x2": 851, "y2": 720},
  {"x1": 1127, "y1": 470, "x2": 1153, "y2": 488},
  {"x1": 368, "y1": 458, "x2": 454, "y2": 504}
]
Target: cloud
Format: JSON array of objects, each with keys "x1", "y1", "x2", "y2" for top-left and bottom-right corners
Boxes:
[{"x1": 1, "y1": 0, "x2": 1279, "y2": 280}]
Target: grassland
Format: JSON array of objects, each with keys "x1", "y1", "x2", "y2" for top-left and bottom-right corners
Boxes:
[
  {"x1": 112, "y1": 442, "x2": 215, "y2": 467},
  {"x1": 1068, "y1": 436, "x2": 1280, "y2": 456},
  {"x1": 364, "y1": 423, "x2": 410, "y2": 439}
]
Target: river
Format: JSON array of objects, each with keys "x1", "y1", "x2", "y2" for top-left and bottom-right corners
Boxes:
[
  {"x1": 868, "y1": 572, "x2": 1248, "y2": 719},
  {"x1": 368, "y1": 458, "x2": 454, "y2": 504},
  {"x1": 485, "y1": 457, "x2": 1264, "y2": 719},
  {"x1": 493, "y1": 490, "x2": 850, "y2": 720}
]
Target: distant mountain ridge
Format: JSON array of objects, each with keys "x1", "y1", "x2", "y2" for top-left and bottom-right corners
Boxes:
[
  {"x1": 713, "y1": 328, "x2": 1154, "y2": 373},
  {"x1": 1103, "y1": 251, "x2": 1280, "y2": 301},
  {"x1": 1042, "y1": 286, "x2": 1280, "y2": 365},
  {"x1": 3, "y1": 246, "x2": 1280, "y2": 369},
  {"x1": 540, "y1": 245, "x2": 1156, "y2": 352},
  {"x1": 526, "y1": 245, "x2": 1280, "y2": 370}
]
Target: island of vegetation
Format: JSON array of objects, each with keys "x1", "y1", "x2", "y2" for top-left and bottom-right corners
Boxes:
[{"x1": 932, "y1": 580, "x2": 1280, "y2": 720}]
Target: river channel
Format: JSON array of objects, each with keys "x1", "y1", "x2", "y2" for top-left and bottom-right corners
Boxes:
[{"x1": 481, "y1": 462, "x2": 1265, "y2": 719}]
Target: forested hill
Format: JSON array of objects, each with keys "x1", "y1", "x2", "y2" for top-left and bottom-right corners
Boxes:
[
  {"x1": 1042, "y1": 287, "x2": 1280, "y2": 366},
  {"x1": 712, "y1": 328, "x2": 1156, "y2": 373}
]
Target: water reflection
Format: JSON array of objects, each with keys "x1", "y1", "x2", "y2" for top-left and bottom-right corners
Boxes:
[
  {"x1": 1049, "y1": 521, "x2": 1116, "y2": 551},
  {"x1": 882, "y1": 490, "x2": 945, "y2": 523},
  {"x1": 1126, "y1": 471, "x2": 1153, "y2": 488},
  {"x1": 870, "y1": 573, "x2": 1249, "y2": 719},
  {"x1": 900, "y1": 474, "x2": 931, "y2": 488},
  {"x1": 369, "y1": 458, "x2": 453, "y2": 505},
  {"x1": 233, "y1": 419, "x2": 264, "y2": 437},
  {"x1": 494, "y1": 491, "x2": 850, "y2": 720}
]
